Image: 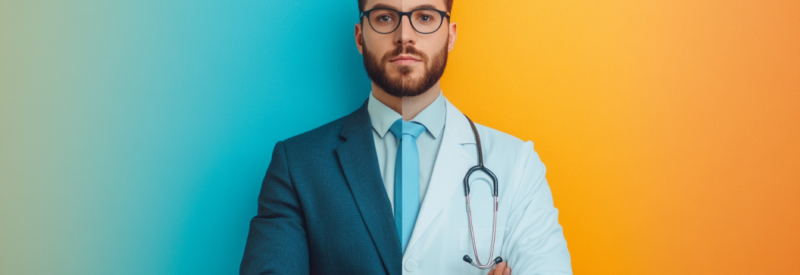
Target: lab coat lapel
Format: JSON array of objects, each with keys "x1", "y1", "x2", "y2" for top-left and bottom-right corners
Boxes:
[
  {"x1": 405, "y1": 100, "x2": 477, "y2": 253},
  {"x1": 336, "y1": 100, "x2": 402, "y2": 275}
]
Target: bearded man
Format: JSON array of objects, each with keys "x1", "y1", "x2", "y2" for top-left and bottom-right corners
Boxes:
[{"x1": 240, "y1": 0, "x2": 572, "y2": 274}]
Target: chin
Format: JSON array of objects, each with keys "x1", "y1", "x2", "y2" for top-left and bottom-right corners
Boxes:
[
  {"x1": 396, "y1": 69, "x2": 424, "y2": 78},
  {"x1": 390, "y1": 74, "x2": 422, "y2": 83}
]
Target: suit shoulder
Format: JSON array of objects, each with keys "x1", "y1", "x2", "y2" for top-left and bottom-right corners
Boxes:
[{"x1": 281, "y1": 114, "x2": 348, "y2": 150}]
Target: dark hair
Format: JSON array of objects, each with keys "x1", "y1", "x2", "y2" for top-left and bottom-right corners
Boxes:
[{"x1": 358, "y1": 0, "x2": 453, "y2": 13}]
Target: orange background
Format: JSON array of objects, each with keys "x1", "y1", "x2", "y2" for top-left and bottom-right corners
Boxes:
[{"x1": 442, "y1": 1, "x2": 800, "y2": 274}]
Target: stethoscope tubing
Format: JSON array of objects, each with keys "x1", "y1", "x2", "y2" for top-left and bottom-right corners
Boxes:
[
  {"x1": 464, "y1": 194, "x2": 501, "y2": 269},
  {"x1": 461, "y1": 115, "x2": 503, "y2": 269}
]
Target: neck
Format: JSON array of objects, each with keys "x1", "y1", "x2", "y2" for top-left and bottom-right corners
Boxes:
[{"x1": 372, "y1": 81, "x2": 441, "y2": 121}]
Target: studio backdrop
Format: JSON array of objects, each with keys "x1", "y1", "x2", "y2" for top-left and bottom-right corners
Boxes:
[{"x1": 1, "y1": 1, "x2": 798, "y2": 274}]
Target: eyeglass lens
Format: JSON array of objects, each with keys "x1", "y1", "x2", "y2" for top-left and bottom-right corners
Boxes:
[{"x1": 368, "y1": 9, "x2": 444, "y2": 34}]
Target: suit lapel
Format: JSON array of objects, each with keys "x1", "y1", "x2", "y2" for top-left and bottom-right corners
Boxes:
[
  {"x1": 336, "y1": 100, "x2": 402, "y2": 275},
  {"x1": 405, "y1": 99, "x2": 477, "y2": 253}
]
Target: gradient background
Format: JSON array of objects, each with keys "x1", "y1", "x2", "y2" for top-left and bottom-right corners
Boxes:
[{"x1": 1, "y1": 1, "x2": 798, "y2": 275}]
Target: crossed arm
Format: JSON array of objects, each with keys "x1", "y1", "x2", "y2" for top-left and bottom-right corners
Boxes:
[
  {"x1": 240, "y1": 141, "x2": 310, "y2": 275},
  {"x1": 500, "y1": 143, "x2": 573, "y2": 274}
]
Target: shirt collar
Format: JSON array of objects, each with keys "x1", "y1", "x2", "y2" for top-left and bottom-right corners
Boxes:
[
  {"x1": 411, "y1": 91, "x2": 445, "y2": 140},
  {"x1": 367, "y1": 91, "x2": 446, "y2": 140},
  {"x1": 368, "y1": 92, "x2": 402, "y2": 138}
]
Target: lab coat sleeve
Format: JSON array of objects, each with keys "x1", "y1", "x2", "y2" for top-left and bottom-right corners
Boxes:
[
  {"x1": 502, "y1": 142, "x2": 572, "y2": 274},
  {"x1": 240, "y1": 141, "x2": 310, "y2": 275}
]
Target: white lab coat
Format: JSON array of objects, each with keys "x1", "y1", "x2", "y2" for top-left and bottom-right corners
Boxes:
[{"x1": 402, "y1": 99, "x2": 573, "y2": 274}]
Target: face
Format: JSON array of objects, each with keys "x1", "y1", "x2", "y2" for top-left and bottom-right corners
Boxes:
[{"x1": 356, "y1": 0, "x2": 456, "y2": 97}]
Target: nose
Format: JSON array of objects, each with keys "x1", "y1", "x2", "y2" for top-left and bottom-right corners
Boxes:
[{"x1": 395, "y1": 14, "x2": 416, "y2": 47}]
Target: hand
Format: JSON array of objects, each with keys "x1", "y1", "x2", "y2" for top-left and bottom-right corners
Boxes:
[{"x1": 487, "y1": 262, "x2": 511, "y2": 275}]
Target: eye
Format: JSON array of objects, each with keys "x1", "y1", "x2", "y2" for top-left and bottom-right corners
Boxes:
[
  {"x1": 419, "y1": 15, "x2": 431, "y2": 22},
  {"x1": 378, "y1": 15, "x2": 393, "y2": 22}
]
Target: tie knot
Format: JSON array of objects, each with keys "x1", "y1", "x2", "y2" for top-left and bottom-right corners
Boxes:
[{"x1": 389, "y1": 119, "x2": 426, "y2": 140}]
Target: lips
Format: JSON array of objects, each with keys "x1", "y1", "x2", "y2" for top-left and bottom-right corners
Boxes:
[{"x1": 390, "y1": 54, "x2": 421, "y2": 64}]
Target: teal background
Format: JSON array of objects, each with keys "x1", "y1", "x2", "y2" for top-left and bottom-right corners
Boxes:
[{"x1": 0, "y1": 1, "x2": 368, "y2": 274}]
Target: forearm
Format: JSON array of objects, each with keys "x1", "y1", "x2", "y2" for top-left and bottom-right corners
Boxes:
[
  {"x1": 240, "y1": 141, "x2": 310, "y2": 275},
  {"x1": 503, "y1": 147, "x2": 572, "y2": 274}
]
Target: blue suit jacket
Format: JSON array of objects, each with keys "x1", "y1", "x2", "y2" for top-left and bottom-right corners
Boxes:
[{"x1": 240, "y1": 100, "x2": 402, "y2": 275}]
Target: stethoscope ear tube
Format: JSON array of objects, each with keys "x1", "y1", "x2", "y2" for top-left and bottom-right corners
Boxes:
[
  {"x1": 462, "y1": 115, "x2": 501, "y2": 270},
  {"x1": 464, "y1": 166, "x2": 499, "y2": 197},
  {"x1": 463, "y1": 116, "x2": 500, "y2": 196}
]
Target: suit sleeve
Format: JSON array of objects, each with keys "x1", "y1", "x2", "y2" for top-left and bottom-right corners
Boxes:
[
  {"x1": 240, "y1": 141, "x2": 310, "y2": 275},
  {"x1": 502, "y1": 142, "x2": 572, "y2": 274}
]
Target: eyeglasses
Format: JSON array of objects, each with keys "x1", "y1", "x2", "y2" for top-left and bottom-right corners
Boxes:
[{"x1": 360, "y1": 7, "x2": 451, "y2": 34}]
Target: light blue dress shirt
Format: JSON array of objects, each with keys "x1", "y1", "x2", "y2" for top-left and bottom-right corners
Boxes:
[{"x1": 367, "y1": 92, "x2": 446, "y2": 211}]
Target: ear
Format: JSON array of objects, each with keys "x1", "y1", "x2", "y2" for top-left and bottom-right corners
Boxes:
[
  {"x1": 447, "y1": 21, "x2": 457, "y2": 52},
  {"x1": 355, "y1": 23, "x2": 364, "y2": 55}
]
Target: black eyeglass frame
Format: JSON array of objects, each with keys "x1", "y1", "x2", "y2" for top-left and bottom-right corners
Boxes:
[{"x1": 360, "y1": 7, "x2": 451, "y2": 34}]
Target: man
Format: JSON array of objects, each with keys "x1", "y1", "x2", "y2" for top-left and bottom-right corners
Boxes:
[{"x1": 240, "y1": 0, "x2": 572, "y2": 274}]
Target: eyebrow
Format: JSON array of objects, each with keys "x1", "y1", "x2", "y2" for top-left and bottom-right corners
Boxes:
[{"x1": 370, "y1": 3, "x2": 439, "y2": 11}]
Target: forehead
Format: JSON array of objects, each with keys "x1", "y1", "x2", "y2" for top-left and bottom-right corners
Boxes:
[{"x1": 364, "y1": 0, "x2": 447, "y2": 10}]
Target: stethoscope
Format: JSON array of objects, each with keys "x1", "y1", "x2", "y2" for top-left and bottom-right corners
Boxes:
[{"x1": 462, "y1": 115, "x2": 503, "y2": 269}]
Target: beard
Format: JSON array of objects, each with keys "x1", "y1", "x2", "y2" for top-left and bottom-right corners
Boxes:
[{"x1": 362, "y1": 40, "x2": 449, "y2": 98}]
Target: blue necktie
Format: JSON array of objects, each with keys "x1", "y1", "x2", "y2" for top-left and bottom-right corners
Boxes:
[{"x1": 389, "y1": 119, "x2": 426, "y2": 253}]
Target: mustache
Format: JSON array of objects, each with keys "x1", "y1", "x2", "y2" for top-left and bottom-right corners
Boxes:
[{"x1": 381, "y1": 45, "x2": 429, "y2": 64}]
